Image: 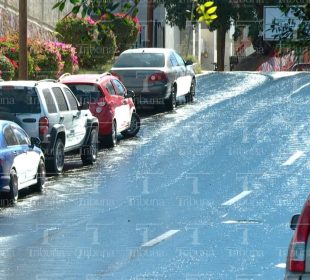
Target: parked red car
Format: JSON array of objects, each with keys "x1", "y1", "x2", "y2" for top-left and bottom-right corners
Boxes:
[
  {"x1": 285, "y1": 194, "x2": 310, "y2": 279},
  {"x1": 59, "y1": 73, "x2": 140, "y2": 147}
]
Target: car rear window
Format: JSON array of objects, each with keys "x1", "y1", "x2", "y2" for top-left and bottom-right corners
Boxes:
[
  {"x1": 0, "y1": 86, "x2": 40, "y2": 114},
  {"x1": 114, "y1": 53, "x2": 165, "y2": 68},
  {"x1": 67, "y1": 84, "x2": 102, "y2": 105}
]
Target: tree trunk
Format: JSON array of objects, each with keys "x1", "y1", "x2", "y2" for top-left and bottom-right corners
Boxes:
[
  {"x1": 19, "y1": 0, "x2": 28, "y2": 80},
  {"x1": 216, "y1": 24, "x2": 226, "y2": 71},
  {"x1": 147, "y1": 0, "x2": 154, "y2": 48}
]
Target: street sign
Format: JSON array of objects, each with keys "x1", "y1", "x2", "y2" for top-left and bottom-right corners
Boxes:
[{"x1": 263, "y1": 6, "x2": 301, "y2": 41}]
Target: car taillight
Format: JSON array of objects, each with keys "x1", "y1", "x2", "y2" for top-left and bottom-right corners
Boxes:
[
  {"x1": 95, "y1": 97, "x2": 106, "y2": 113},
  {"x1": 39, "y1": 117, "x2": 49, "y2": 139},
  {"x1": 288, "y1": 198, "x2": 310, "y2": 272},
  {"x1": 148, "y1": 72, "x2": 168, "y2": 82}
]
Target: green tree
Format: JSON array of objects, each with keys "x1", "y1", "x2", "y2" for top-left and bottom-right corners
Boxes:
[
  {"x1": 53, "y1": 0, "x2": 140, "y2": 18},
  {"x1": 158, "y1": 0, "x2": 280, "y2": 71}
]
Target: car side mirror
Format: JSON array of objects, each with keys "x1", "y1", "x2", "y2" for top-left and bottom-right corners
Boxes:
[
  {"x1": 290, "y1": 214, "x2": 300, "y2": 230},
  {"x1": 185, "y1": 60, "x2": 193, "y2": 66},
  {"x1": 30, "y1": 137, "x2": 41, "y2": 148},
  {"x1": 126, "y1": 90, "x2": 135, "y2": 99},
  {"x1": 78, "y1": 103, "x2": 89, "y2": 110}
]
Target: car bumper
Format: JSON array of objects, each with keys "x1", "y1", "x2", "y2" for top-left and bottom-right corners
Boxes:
[
  {"x1": 285, "y1": 271, "x2": 310, "y2": 279},
  {"x1": 128, "y1": 84, "x2": 170, "y2": 106}
]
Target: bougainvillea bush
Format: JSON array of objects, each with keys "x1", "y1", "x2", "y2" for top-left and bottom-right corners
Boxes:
[
  {"x1": 0, "y1": 34, "x2": 79, "y2": 80},
  {"x1": 55, "y1": 16, "x2": 116, "y2": 69},
  {"x1": 0, "y1": 55, "x2": 15, "y2": 80},
  {"x1": 101, "y1": 13, "x2": 141, "y2": 54}
]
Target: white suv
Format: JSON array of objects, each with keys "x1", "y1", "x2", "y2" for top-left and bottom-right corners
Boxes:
[{"x1": 0, "y1": 80, "x2": 99, "y2": 174}]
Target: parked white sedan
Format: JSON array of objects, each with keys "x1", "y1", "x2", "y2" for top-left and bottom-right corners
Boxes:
[{"x1": 111, "y1": 48, "x2": 196, "y2": 110}]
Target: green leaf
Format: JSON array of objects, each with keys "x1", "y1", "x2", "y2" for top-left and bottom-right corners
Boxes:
[
  {"x1": 123, "y1": 2, "x2": 131, "y2": 11},
  {"x1": 132, "y1": 8, "x2": 139, "y2": 18},
  {"x1": 209, "y1": 14, "x2": 218, "y2": 20},
  {"x1": 52, "y1": 1, "x2": 62, "y2": 9},
  {"x1": 72, "y1": 5, "x2": 81, "y2": 14},
  {"x1": 59, "y1": 2, "x2": 65, "y2": 11},
  {"x1": 204, "y1": 1, "x2": 214, "y2": 8},
  {"x1": 81, "y1": 7, "x2": 87, "y2": 17},
  {"x1": 207, "y1": 6, "x2": 217, "y2": 15}
]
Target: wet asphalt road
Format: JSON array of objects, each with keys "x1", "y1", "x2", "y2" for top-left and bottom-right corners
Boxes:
[{"x1": 1, "y1": 72, "x2": 310, "y2": 280}]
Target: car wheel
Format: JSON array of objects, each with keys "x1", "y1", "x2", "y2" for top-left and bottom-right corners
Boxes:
[
  {"x1": 121, "y1": 112, "x2": 141, "y2": 138},
  {"x1": 9, "y1": 169, "x2": 18, "y2": 203},
  {"x1": 104, "y1": 120, "x2": 117, "y2": 148},
  {"x1": 81, "y1": 128, "x2": 98, "y2": 165},
  {"x1": 33, "y1": 159, "x2": 46, "y2": 192},
  {"x1": 186, "y1": 79, "x2": 195, "y2": 103},
  {"x1": 165, "y1": 85, "x2": 177, "y2": 111},
  {"x1": 47, "y1": 138, "x2": 65, "y2": 175}
]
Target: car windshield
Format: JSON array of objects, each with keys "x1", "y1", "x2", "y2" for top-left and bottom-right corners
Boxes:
[
  {"x1": 67, "y1": 84, "x2": 102, "y2": 105},
  {"x1": 0, "y1": 86, "x2": 40, "y2": 113},
  {"x1": 114, "y1": 53, "x2": 165, "y2": 68}
]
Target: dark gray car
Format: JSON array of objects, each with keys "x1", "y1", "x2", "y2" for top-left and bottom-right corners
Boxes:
[{"x1": 111, "y1": 48, "x2": 196, "y2": 111}]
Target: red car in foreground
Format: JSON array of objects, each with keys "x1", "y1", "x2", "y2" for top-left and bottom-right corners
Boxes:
[
  {"x1": 59, "y1": 73, "x2": 140, "y2": 147},
  {"x1": 285, "y1": 194, "x2": 310, "y2": 279}
]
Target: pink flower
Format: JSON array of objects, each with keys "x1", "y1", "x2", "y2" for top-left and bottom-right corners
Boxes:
[{"x1": 86, "y1": 17, "x2": 96, "y2": 25}]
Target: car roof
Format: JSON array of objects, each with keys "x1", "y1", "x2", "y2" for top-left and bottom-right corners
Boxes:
[
  {"x1": 0, "y1": 80, "x2": 61, "y2": 87},
  {"x1": 0, "y1": 80, "x2": 38, "y2": 87},
  {"x1": 120, "y1": 48, "x2": 174, "y2": 55},
  {"x1": 60, "y1": 73, "x2": 112, "y2": 84}
]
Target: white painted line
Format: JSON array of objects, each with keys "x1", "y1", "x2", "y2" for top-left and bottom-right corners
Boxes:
[
  {"x1": 222, "y1": 191, "x2": 252, "y2": 206},
  {"x1": 142, "y1": 230, "x2": 180, "y2": 247},
  {"x1": 222, "y1": 220, "x2": 238, "y2": 224},
  {"x1": 283, "y1": 151, "x2": 305, "y2": 166},
  {"x1": 275, "y1": 263, "x2": 286, "y2": 269},
  {"x1": 291, "y1": 82, "x2": 310, "y2": 96}
]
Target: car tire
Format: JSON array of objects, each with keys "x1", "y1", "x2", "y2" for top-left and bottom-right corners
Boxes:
[
  {"x1": 47, "y1": 138, "x2": 65, "y2": 175},
  {"x1": 9, "y1": 169, "x2": 18, "y2": 203},
  {"x1": 81, "y1": 128, "x2": 98, "y2": 165},
  {"x1": 121, "y1": 112, "x2": 141, "y2": 138},
  {"x1": 165, "y1": 85, "x2": 177, "y2": 111},
  {"x1": 104, "y1": 120, "x2": 117, "y2": 148},
  {"x1": 33, "y1": 159, "x2": 46, "y2": 192},
  {"x1": 185, "y1": 79, "x2": 195, "y2": 103}
]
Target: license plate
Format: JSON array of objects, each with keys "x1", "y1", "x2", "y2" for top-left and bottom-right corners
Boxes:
[{"x1": 136, "y1": 71, "x2": 149, "y2": 79}]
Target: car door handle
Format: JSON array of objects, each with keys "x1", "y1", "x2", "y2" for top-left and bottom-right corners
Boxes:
[
  {"x1": 12, "y1": 151, "x2": 17, "y2": 155},
  {"x1": 73, "y1": 115, "x2": 78, "y2": 119},
  {"x1": 59, "y1": 116, "x2": 64, "y2": 123}
]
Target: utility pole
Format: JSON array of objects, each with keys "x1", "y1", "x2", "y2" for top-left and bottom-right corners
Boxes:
[
  {"x1": 19, "y1": 0, "x2": 28, "y2": 80},
  {"x1": 147, "y1": 0, "x2": 153, "y2": 48}
]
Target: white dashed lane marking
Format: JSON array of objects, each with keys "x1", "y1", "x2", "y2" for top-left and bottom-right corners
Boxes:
[
  {"x1": 142, "y1": 230, "x2": 180, "y2": 247},
  {"x1": 222, "y1": 191, "x2": 252, "y2": 206},
  {"x1": 283, "y1": 151, "x2": 305, "y2": 166}
]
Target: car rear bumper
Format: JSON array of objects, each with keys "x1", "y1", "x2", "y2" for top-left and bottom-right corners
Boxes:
[
  {"x1": 128, "y1": 84, "x2": 170, "y2": 106},
  {"x1": 285, "y1": 271, "x2": 310, "y2": 279}
]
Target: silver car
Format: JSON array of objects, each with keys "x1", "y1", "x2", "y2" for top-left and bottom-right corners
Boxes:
[{"x1": 111, "y1": 48, "x2": 196, "y2": 111}]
